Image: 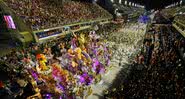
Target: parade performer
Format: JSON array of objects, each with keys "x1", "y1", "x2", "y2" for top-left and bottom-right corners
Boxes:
[
  {"x1": 67, "y1": 48, "x2": 75, "y2": 59},
  {"x1": 78, "y1": 33, "x2": 86, "y2": 48},
  {"x1": 70, "y1": 32, "x2": 77, "y2": 50},
  {"x1": 36, "y1": 54, "x2": 48, "y2": 71},
  {"x1": 79, "y1": 73, "x2": 93, "y2": 86},
  {"x1": 81, "y1": 50, "x2": 92, "y2": 65},
  {"x1": 103, "y1": 43, "x2": 111, "y2": 66}
]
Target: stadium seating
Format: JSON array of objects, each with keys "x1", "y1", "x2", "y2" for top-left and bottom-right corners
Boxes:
[
  {"x1": 5, "y1": 0, "x2": 112, "y2": 30},
  {"x1": 175, "y1": 15, "x2": 185, "y2": 25}
]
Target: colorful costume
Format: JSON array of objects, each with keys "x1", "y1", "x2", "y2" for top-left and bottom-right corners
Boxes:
[
  {"x1": 36, "y1": 54, "x2": 48, "y2": 71},
  {"x1": 78, "y1": 33, "x2": 86, "y2": 48}
]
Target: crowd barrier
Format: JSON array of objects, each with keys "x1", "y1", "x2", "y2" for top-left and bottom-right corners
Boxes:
[{"x1": 32, "y1": 18, "x2": 112, "y2": 43}]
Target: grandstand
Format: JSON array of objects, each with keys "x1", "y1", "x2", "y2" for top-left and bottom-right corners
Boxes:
[
  {"x1": 1, "y1": 0, "x2": 185, "y2": 99},
  {"x1": 5, "y1": 0, "x2": 112, "y2": 30},
  {"x1": 0, "y1": 0, "x2": 113, "y2": 46},
  {"x1": 173, "y1": 8, "x2": 185, "y2": 37}
]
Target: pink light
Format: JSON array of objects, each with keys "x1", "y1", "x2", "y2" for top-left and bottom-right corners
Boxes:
[{"x1": 4, "y1": 15, "x2": 16, "y2": 29}]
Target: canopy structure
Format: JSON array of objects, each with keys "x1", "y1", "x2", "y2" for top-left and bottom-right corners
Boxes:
[{"x1": 98, "y1": 0, "x2": 183, "y2": 10}]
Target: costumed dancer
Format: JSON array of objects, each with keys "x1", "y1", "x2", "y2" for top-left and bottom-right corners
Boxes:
[{"x1": 36, "y1": 54, "x2": 48, "y2": 71}]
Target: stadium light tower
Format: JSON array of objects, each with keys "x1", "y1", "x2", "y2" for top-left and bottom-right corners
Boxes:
[
  {"x1": 119, "y1": 0, "x2": 122, "y2": 4},
  {"x1": 180, "y1": 0, "x2": 182, "y2": 5},
  {"x1": 125, "y1": 1, "x2": 127, "y2": 5},
  {"x1": 129, "y1": 2, "x2": 131, "y2": 6}
]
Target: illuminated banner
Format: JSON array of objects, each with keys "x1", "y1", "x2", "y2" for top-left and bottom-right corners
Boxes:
[{"x1": 4, "y1": 15, "x2": 16, "y2": 29}]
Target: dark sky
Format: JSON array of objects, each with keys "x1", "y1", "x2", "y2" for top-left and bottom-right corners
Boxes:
[{"x1": 130, "y1": 0, "x2": 181, "y2": 10}]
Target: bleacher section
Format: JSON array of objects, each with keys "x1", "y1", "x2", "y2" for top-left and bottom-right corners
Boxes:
[
  {"x1": 172, "y1": 7, "x2": 185, "y2": 37},
  {"x1": 162, "y1": 7, "x2": 179, "y2": 18},
  {"x1": 162, "y1": 6, "x2": 185, "y2": 18},
  {"x1": 116, "y1": 5, "x2": 144, "y2": 21},
  {"x1": 173, "y1": 16, "x2": 185, "y2": 37},
  {"x1": 162, "y1": 6, "x2": 185, "y2": 38},
  {"x1": 175, "y1": 15, "x2": 185, "y2": 25},
  {"x1": 4, "y1": 0, "x2": 112, "y2": 30}
]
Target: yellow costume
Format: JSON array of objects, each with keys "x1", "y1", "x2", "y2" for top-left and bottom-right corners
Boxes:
[
  {"x1": 74, "y1": 47, "x2": 82, "y2": 60},
  {"x1": 72, "y1": 60, "x2": 78, "y2": 67},
  {"x1": 78, "y1": 33, "x2": 86, "y2": 48},
  {"x1": 68, "y1": 48, "x2": 75, "y2": 58},
  {"x1": 36, "y1": 54, "x2": 48, "y2": 71}
]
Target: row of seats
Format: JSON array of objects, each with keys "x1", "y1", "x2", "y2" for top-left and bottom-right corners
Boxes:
[{"x1": 5, "y1": 0, "x2": 112, "y2": 30}]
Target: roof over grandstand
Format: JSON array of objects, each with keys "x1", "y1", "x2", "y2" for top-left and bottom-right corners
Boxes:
[
  {"x1": 128, "y1": 0, "x2": 182, "y2": 10},
  {"x1": 95, "y1": 0, "x2": 183, "y2": 10}
]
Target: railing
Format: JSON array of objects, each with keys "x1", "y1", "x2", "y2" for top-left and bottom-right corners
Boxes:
[{"x1": 33, "y1": 18, "x2": 112, "y2": 43}]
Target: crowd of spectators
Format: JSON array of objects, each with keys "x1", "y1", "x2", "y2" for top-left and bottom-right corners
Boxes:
[
  {"x1": 162, "y1": 8, "x2": 178, "y2": 18},
  {"x1": 5, "y1": 0, "x2": 112, "y2": 30},
  {"x1": 162, "y1": 6, "x2": 185, "y2": 23},
  {"x1": 104, "y1": 15, "x2": 185, "y2": 99},
  {"x1": 175, "y1": 15, "x2": 185, "y2": 24}
]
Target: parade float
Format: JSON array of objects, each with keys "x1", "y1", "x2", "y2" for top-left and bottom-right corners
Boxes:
[{"x1": 21, "y1": 31, "x2": 112, "y2": 98}]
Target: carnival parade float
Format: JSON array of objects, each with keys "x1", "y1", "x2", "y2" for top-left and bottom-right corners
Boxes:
[{"x1": 18, "y1": 31, "x2": 112, "y2": 98}]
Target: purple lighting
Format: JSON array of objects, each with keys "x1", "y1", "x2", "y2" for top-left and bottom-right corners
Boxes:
[{"x1": 4, "y1": 15, "x2": 16, "y2": 29}]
